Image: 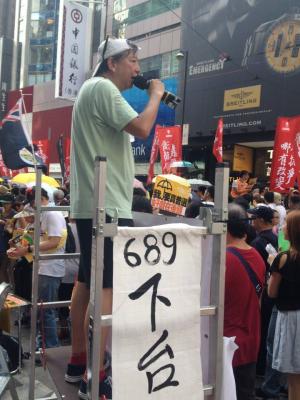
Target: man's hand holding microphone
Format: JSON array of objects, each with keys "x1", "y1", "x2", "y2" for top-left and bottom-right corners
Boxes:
[{"x1": 133, "y1": 75, "x2": 181, "y2": 109}]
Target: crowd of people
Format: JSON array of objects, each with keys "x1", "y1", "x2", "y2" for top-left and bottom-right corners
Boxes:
[
  {"x1": 0, "y1": 182, "x2": 77, "y2": 348},
  {"x1": 0, "y1": 168, "x2": 299, "y2": 400}
]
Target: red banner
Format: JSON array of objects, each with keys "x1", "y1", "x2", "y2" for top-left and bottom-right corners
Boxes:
[
  {"x1": 0, "y1": 152, "x2": 12, "y2": 177},
  {"x1": 34, "y1": 140, "x2": 49, "y2": 166},
  {"x1": 213, "y1": 118, "x2": 223, "y2": 163},
  {"x1": 146, "y1": 129, "x2": 160, "y2": 185},
  {"x1": 65, "y1": 137, "x2": 71, "y2": 179},
  {"x1": 156, "y1": 125, "x2": 182, "y2": 174},
  {"x1": 269, "y1": 117, "x2": 300, "y2": 192}
]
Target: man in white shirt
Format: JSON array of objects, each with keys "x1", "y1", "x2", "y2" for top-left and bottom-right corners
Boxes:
[{"x1": 8, "y1": 187, "x2": 67, "y2": 348}]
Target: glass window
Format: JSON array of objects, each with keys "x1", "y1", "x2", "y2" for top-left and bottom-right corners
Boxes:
[
  {"x1": 170, "y1": 50, "x2": 179, "y2": 76},
  {"x1": 161, "y1": 52, "x2": 171, "y2": 79},
  {"x1": 30, "y1": 45, "x2": 53, "y2": 64},
  {"x1": 28, "y1": 72, "x2": 52, "y2": 85},
  {"x1": 140, "y1": 50, "x2": 179, "y2": 79},
  {"x1": 32, "y1": 0, "x2": 57, "y2": 13},
  {"x1": 113, "y1": 0, "x2": 181, "y2": 37},
  {"x1": 113, "y1": 0, "x2": 127, "y2": 13}
]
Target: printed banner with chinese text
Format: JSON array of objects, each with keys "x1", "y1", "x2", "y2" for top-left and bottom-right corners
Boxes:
[
  {"x1": 269, "y1": 117, "x2": 300, "y2": 192},
  {"x1": 113, "y1": 224, "x2": 203, "y2": 400},
  {"x1": 156, "y1": 126, "x2": 182, "y2": 174},
  {"x1": 151, "y1": 174, "x2": 191, "y2": 216},
  {"x1": 146, "y1": 130, "x2": 160, "y2": 185}
]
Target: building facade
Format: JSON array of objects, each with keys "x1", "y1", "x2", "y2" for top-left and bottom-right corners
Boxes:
[
  {"x1": 7, "y1": 0, "x2": 182, "y2": 175},
  {"x1": 0, "y1": 0, "x2": 16, "y2": 119},
  {"x1": 179, "y1": 0, "x2": 300, "y2": 182},
  {"x1": 0, "y1": 0, "x2": 16, "y2": 39}
]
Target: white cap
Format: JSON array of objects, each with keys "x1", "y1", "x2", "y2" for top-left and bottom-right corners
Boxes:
[{"x1": 92, "y1": 37, "x2": 140, "y2": 77}]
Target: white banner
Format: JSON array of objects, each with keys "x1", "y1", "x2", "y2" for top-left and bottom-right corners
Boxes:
[
  {"x1": 55, "y1": 0, "x2": 92, "y2": 100},
  {"x1": 112, "y1": 223, "x2": 204, "y2": 400}
]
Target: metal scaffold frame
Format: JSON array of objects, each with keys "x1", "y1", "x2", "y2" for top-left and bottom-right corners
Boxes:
[{"x1": 26, "y1": 159, "x2": 229, "y2": 400}]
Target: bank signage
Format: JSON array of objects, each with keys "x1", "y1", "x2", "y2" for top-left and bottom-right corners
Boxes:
[{"x1": 180, "y1": 0, "x2": 300, "y2": 137}]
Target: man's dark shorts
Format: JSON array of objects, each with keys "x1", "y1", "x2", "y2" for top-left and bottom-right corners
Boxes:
[{"x1": 76, "y1": 217, "x2": 133, "y2": 289}]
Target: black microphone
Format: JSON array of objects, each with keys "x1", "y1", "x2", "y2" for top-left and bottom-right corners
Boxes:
[{"x1": 132, "y1": 75, "x2": 181, "y2": 109}]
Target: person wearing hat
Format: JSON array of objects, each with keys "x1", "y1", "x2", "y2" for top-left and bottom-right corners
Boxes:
[
  {"x1": 69, "y1": 37, "x2": 164, "y2": 398},
  {"x1": 248, "y1": 206, "x2": 279, "y2": 381},
  {"x1": 248, "y1": 206, "x2": 278, "y2": 270}
]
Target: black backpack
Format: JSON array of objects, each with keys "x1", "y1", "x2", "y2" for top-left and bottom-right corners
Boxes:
[
  {"x1": 0, "y1": 331, "x2": 23, "y2": 372},
  {"x1": 65, "y1": 224, "x2": 76, "y2": 254}
]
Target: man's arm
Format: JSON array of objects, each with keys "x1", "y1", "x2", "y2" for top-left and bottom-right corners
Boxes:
[
  {"x1": 7, "y1": 236, "x2": 61, "y2": 258},
  {"x1": 124, "y1": 79, "x2": 165, "y2": 139}
]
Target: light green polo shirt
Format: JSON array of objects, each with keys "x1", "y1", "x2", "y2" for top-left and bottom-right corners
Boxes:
[{"x1": 70, "y1": 77, "x2": 138, "y2": 219}]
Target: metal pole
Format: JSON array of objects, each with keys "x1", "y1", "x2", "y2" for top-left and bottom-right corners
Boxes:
[
  {"x1": 28, "y1": 167, "x2": 43, "y2": 400},
  {"x1": 181, "y1": 50, "x2": 188, "y2": 129},
  {"x1": 87, "y1": 156, "x2": 107, "y2": 399},
  {"x1": 209, "y1": 162, "x2": 229, "y2": 399}
]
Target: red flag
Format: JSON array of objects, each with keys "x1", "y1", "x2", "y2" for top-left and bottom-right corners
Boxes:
[
  {"x1": 269, "y1": 117, "x2": 298, "y2": 192},
  {"x1": 146, "y1": 128, "x2": 160, "y2": 186},
  {"x1": 0, "y1": 152, "x2": 12, "y2": 177},
  {"x1": 213, "y1": 118, "x2": 223, "y2": 163},
  {"x1": 156, "y1": 125, "x2": 182, "y2": 174},
  {"x1": 65, "y1": 137, "x2": 71, "y2": 179}
]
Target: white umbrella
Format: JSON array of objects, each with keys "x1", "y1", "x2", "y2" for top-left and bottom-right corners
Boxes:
[{"x1": 188, "y1": 178, "x2": 212, "y2": 188}]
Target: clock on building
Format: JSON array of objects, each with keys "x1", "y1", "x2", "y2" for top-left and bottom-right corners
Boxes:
[{"x1": 242, "y1": 8, "x2": 300, "y2": 76}]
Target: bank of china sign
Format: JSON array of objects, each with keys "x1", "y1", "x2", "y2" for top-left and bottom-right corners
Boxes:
[
  {"x1": 223, "y1": 85, "x2": 261, "y2": 111},
  {"x1": 55, "y1": 1, "x2": 92, "y2": 100}
]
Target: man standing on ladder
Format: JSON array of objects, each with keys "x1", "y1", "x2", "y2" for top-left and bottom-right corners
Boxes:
[{"x1": 67, "y1": 36, "x2": 164, "y2": 399}]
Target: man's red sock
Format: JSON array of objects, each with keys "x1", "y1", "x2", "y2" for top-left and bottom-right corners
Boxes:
[
  {"x1": 70, "y1": 352, "x2": 86, "y2": 365},
  {"x1": 99, "y1": 369, "x2": 106, "y2": 382}
]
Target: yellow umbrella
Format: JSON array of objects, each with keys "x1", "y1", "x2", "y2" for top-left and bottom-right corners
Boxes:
[{"x1": 11, "y1": 173, "x2": 60, "y2": 188}]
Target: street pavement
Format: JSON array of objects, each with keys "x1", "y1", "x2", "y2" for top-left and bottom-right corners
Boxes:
[{"x1": 2, "y1": 308, "x2": 66, "y2": 399}]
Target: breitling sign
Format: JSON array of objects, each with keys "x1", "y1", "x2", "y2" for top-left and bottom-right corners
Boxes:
[{"x1": 223, "y1": 85, "x2": 261, "y2": 111}]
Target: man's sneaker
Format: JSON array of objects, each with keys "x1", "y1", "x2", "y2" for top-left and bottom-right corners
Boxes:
[
  {"x1": 65, "y1": 352, "x2": 110, "y2": 384},
  {"x1": 255, "y1": 387, "x2": 279, "y2": 399},
  {"x1": 65, "y1": 363, "x2": 86, "y2": 383},
  {"x1": 279, "y1": 386, "x2": 288, "y2": 398},
  {"x1": 78, "y1": 375, "x2": 112, "y2": 400}
]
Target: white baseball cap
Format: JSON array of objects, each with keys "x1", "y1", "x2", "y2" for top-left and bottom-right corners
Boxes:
[{"x1": 92, "y1": 37, "x2": 140, "y2": 77}]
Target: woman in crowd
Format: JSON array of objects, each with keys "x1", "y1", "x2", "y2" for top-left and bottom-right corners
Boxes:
[{"x1": 268, "y1": 210, "x2": 300, "y2": 399}]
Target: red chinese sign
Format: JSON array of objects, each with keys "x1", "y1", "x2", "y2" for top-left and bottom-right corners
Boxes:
[
  {"x1": 213, "y1": 118, "x2": 223, "y2": 163},
  {"x1": 269, "y1": 117, "x2": 300, "y2": 192},
  {"x1": 146, "y1": 131, "x2": 160, "y2": 185},
  {"x1": 146, "y1": 125, "x2": 182, "y2": 184},
  {"x1": 156, "y1": 126, "x2": 182, "y2": 174}
]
